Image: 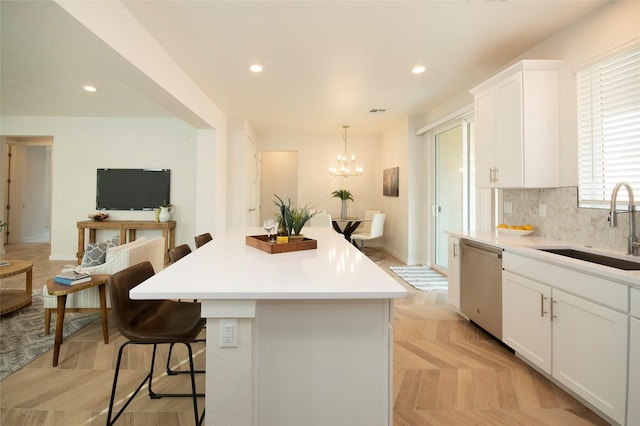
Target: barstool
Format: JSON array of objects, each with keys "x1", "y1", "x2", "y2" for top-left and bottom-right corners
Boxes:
[{"x1": 106, "y1": 262, "x2": 205, "y2": 425}]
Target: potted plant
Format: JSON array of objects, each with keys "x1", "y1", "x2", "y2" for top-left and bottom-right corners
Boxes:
[
  {"x1": 273, "y1": 195, "x2": 317, "y2": 240},
  {"x1": 331, "y1": 189, "x2": 354, "y2": 219},
  {"x1": 288, "y1": 205, "x2": 318, "y2": 240}
]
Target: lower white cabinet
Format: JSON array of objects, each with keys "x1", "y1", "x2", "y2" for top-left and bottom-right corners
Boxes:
[
  {"x1": 629, "y1": 288, "x2": 640, "y2": 426},
  {"x1": 447, "y1": 236, "x2": 460, "y2": 310},
  {"x1": 551, "y1": 289, "x2": 627, "y2": 425},
  {"x1": 503, "y1": 253, "x2": 629, "y2": 425},
  {"x1": 503, "y1": 271, "x2": 551, "y2": 373}
]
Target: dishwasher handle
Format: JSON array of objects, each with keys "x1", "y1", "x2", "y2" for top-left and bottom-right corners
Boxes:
[{"x1": 460, "y1": 240, "x2": 503, "y2": 259}]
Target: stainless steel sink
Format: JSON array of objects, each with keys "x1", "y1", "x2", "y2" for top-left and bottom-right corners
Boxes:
[{"x1": 536, "y1": 248, "x2": 640, "y2": 271}]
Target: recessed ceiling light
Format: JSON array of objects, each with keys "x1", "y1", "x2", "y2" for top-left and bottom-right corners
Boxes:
[
  {"x1": 249, "y1": 64, "x2": 263, "y2": 73},
  {"x1": 83, "y1": 85, "x2": 97, "y2": 92},
  {"x1": 412, "y1": 66, "x2": 426, "y2": 74}
]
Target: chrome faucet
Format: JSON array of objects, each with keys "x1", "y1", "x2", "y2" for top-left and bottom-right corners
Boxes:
[{"x1": 609, "y1": 182, "x2": 639, "y2": 256}]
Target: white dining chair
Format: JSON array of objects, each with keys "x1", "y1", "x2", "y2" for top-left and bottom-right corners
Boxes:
[
  {"x1": 351, "y1": 213, "x2": 385, "y2": 257},
  {"x1": 309, "y1": 212, "x2": 332, "y2": 227},
  {"x1": 358, "y1": 209, "x2": 380, "y2": 234}
]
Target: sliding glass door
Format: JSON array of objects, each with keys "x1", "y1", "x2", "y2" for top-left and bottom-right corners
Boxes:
[{"x1": 433, "y1": 119, "x2": 474, "y2": 270}]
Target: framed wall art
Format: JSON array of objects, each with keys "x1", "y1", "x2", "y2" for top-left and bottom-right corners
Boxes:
[{"x1": 383, "y1": 167, "x2": 399, "y2": 197}]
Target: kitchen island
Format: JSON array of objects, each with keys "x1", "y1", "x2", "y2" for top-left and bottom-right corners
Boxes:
[{"x1": 130, "y1": 227, "x2": 406, "y2": 426}]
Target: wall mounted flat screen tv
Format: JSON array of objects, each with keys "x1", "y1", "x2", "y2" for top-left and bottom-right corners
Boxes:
[{"x1": 96, "y1": 168, "x2": 170, "y2": 210}]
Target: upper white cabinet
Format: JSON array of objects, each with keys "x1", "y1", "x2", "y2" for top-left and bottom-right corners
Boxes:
[{"x1": 470, "y1": 60, "x2": 560, "y2": 188}]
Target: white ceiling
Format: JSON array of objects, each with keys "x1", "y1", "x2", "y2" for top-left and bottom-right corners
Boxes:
[{"x1": 1, "y1": 0, "x2": 607, "y2": 135}]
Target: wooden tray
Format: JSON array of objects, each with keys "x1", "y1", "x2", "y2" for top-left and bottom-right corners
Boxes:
[{"x1": 246, "y1": 235, "x2": 317, "y2": 254}]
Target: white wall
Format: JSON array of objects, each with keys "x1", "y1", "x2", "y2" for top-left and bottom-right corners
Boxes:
[
  {"x1": 1, "y1": 116, "x2": 199, "y2": 260},
  {"x1": 378, "y1": 119, "x2": 410, "y2": 262},
  {"x1": 257, "y1": 131, "x2": 382, "y2": 222}
]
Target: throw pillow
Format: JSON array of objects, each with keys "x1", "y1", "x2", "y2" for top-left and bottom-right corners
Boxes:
[{"x1": 81, "y1": 234, "x2": 120, "y2": 267}]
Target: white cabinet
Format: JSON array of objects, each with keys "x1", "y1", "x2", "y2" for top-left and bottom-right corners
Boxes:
[
  {"x1": 629, "y1": 289, "x2": 640, "y2": 426},
  {"x1": 447, "y1": 236, "x2": 460, "y2": 309},
  {"x1": 502, "y1": 271, "x2": 551, "y2": 373},
  {"x1": 471, "y1": 60, "x2": 560, "y2": 188},
  {"x1": 551, "y1": 289, "x2": 627, "y2": 425},
  {"x1": 502, "y1": 252, "x2": 628, "y2": 425}
]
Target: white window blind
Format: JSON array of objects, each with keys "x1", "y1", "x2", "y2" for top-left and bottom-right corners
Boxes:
[{"x1": 577, "y1": 43, "x2": 640, "y2": 208}]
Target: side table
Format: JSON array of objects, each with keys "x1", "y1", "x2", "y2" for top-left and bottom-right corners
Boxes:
[
  {"x1": 0, "y1": 260, "x2": 33, "y2": 315},
  {"x1": 46, "y1": 274, "x2": 110, "y2": 367}
]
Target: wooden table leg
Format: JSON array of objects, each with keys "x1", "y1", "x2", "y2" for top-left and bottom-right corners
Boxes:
[
  {"x1": 25, "y1": 267, "x2": 33, "y2": 307},
  {"x1": 98, "y1": 283, "x2": 109, "y2": 344},
  {"x1": 53, "y1": 295, "x2": 67, "y2": 367},
  {"x1": 77, "y1": 227, "x2": 85, "y2": 264}
]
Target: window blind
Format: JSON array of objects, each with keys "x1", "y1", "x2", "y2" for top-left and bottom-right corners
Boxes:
[{"x1": 577, "y1": 44, "x2": 640, "y2": 208}]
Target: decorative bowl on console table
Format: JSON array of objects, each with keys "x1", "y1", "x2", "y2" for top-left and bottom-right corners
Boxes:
[{"x1": 88, "y1": 212, "x2": 109, "y2": 221}]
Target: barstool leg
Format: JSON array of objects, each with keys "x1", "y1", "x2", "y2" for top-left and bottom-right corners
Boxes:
[{"x1": 107, "y1": 342, "x2": 153, "y2": 425}]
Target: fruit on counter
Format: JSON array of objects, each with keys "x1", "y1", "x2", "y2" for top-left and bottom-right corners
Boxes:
[{"x1": 497, "y1": 223, "x2": 534, "y2": 230}]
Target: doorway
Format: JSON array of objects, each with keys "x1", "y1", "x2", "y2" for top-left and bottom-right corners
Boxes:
[
  {"x1": 2, "y1": 137, "x2": 53, "y2": 245},
  {"x1": 259, "y1": 151, "x2": 298, "y2": 224}
]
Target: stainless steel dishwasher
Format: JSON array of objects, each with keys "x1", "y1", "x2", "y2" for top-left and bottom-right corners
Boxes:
[{"x1": 460, "y1": 239, "x2": 503, "y2": 339}]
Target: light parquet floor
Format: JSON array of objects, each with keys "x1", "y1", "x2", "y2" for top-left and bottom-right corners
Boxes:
[{"x1": 0, "y1": 243, "x2": 608, "y2": 425}]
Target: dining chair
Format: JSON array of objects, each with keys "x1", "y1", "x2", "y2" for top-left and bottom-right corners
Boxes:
[
  {"x1": 194, "y1": 233, "x2": 213, "y2": 248},
  {"x1": 351, "y1": 213, "x2": 386, "y2": 258},
  {"x1": 106, "y1": 261, "x2": 205, "y2": 426},
  {"x1": 168, "y1": 244, "x2": 192, "y2": 263},
  {"x1": 309, "y1": 212, "x2": 332, "y2": 227},
  {"x1": 359, "y1": 209, "x2": 381, "y2": 234}
]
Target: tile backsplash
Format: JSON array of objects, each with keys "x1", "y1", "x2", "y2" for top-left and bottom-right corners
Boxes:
[{"x1": 503, "y1": 186, "x2": 639, "y2": 253}]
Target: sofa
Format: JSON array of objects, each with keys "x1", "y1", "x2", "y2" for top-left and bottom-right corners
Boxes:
[{"x1": 43, "y1": 236, "x2": 166, "y2": 333}]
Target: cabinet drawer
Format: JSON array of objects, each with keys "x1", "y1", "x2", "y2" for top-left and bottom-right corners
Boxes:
[{"x1": 503, "y1": 252, "x2": 627, "y2": 312}]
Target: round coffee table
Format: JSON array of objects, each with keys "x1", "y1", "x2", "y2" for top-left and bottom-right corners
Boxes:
[{"x1": 0, "y1": 260, "x2": 33, "y2": 315}]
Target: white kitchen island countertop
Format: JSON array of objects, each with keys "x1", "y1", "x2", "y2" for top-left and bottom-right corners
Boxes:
[
  {"x1": 130, "y1": 226, "x2": 406, "y2": 426},
  {"x1": 131, "y1": 226, "x2": 407, "y2": 300}
]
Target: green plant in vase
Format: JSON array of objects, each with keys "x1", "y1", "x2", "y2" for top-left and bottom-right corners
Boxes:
[
  {"x1": 273, "y1": 195, "x2": 317, "y2": 240},
  {"x1": 331, "y1": 189, "x2": 354, "y2": 219},
  {"x1": 289, "y1": 204, "x2": 318, "y2": 239}
]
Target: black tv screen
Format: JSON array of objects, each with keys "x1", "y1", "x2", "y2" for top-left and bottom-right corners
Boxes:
[{"x1": 96, "y1": 168, "x2": 170, "y2": 210}]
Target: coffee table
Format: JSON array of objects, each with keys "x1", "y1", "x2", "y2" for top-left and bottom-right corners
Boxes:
[
  {"x1": 0, "y1": 260, "x2": 33, "y2": 315},
  {"x1": 46, "y1": 274, "x2": 110, "y2": 367}
]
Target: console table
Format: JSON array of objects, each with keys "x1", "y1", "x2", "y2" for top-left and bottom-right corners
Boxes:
[{"x1": 77, "y1": 220, "x2": 176, "y2": 266}]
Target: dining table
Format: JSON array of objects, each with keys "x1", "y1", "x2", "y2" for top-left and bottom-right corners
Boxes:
[
  {"x1": 130, "y1": 226, "x2": 406, "y2": 426},
  {"x1": 331, "y1": 216, "x2": 370, "y2": 242}
]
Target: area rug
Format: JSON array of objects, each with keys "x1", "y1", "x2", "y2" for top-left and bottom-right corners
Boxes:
[
  {"x1": 389, "y1": 266, "x2": 449, "y2": 292},
  {"x1": 0, "y1": 293, "x2": 99, "y2": 381}
]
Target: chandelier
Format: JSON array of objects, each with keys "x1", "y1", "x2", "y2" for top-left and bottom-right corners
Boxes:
[{"x1": 329, "y1": 125, "x2": 363, "y2": 177}]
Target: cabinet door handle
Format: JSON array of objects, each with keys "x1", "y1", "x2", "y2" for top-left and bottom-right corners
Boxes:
[
  {"x1": 550, "y1": 298, "x2": 557, "y2": 321},
  {"x1": 452, "y1": 242, "x2": 458, "y2": 258},
  {"x1": 540, "y1": 294, "x2": 548, "y2": 317}
]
